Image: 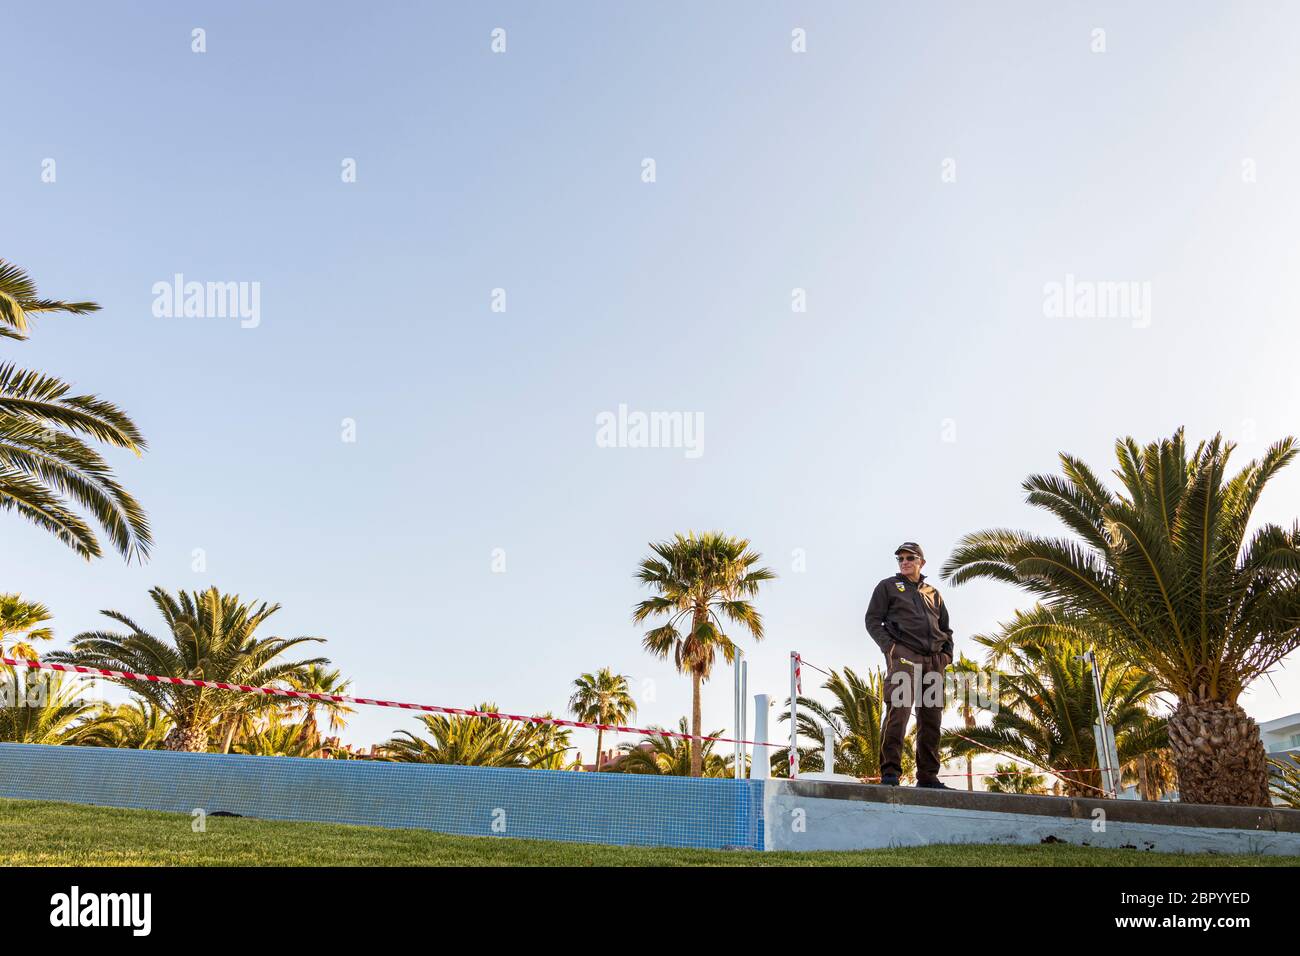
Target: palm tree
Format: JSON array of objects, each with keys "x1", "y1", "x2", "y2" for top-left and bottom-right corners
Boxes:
[
  {"x1": 381, "y1": 704, "x2": 570, "y2": 768},
  {"x1": 567, "y1": 667, "x2": 636, "y2": 771},
  {"x1": 942, "y1": 605, "x2": 1168, "y2": 797},
  {"x1": 0, "y1": 258, "x2": 100, "y2": 339},
  {"x1": 773, "y1": 666, "x2": 916, "y2": 781},
  {"x1": 97, "y1": 699, "x2": 173, "y2": 750},
  {"x1": 1128, "y1": 747, "x2": 1177, "y2": 801},
  {"x1": 212, "y1": 693, "x2": 279, "y2": 754},
  {"x1": 0, "y1": 669, "x2": 123, "y2": 746},
  {"x1": 604, "y1": 718, "x2": 732, "y2": 777},
  {"x1": 0, "y1": 593, "x2": 54, "y2": 660},
  {"x1": 984, "y1": 761, "x2": 1048, "y2": 795},
  {"x1": 0, "y1": 259, "x2": 151, "y2": 562},
  {"x1": 521, "y1": 715, "x2": 579, "y2": 770},
  {"x1": 942, "y1": 430, "x2": 1300, "y2": 806},
  {"x1": 945, "y1": 653, "x2": 994, "y2": 790},
  {"x1": 287, "y1": 664, "x2": 355, "y2": 737},
  {"x1": 46, "y1": 586, "x2": 329, "y2": 752},
  {"x1": 633, "y1": 531, "x2": 775, "y2": 776},
  {"x1": 232, "y1": 711, "x2": 327, "y2": 758},
  {"x1": 1269, "y1": 753, "x2": 1300, "y2": 809}
]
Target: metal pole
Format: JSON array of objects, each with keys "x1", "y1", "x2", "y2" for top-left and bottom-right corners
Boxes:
[
  {"x1": 1086, "y1": 649, "x2": 1116, "y2": 797},
  {"x1": 740, "y1": 660, "x2": 748, "y2": 779},
  {"x1": 752, "y1": 693, "x2": 770, "y2": 780},
  {"x1": 733, "y1": 649, "x2": 743, "y2": 780},
  {"x1": 823, "y1": 726, "x2": 835, "y2": 775},
  {"x1": 789, "y1": 652, "x2": 799, "y2": 779}
]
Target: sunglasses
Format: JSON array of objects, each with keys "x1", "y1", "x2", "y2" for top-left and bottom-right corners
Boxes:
[{"x1": 896, "y1": 554, "x2": 919, "y2": 563}]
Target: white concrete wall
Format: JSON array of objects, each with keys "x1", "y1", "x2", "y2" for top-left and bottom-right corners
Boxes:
[{"x1": 763, "y1": 781, "x2": 1300, "y2": 856}]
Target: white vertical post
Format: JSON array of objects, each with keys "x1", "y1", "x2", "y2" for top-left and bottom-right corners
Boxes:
[
  {"x1": 733, "y1": 650, "x2": 743, "y2": 780},
  {"x1": 823, "y1": 727, "x2": 835, "y2": 775},
  {"x1": 788, "y1": 652, "x2": 799, "y2": 779},
  {"x1": 1086, "y1": 649, "x2": 1118, "y2": 797},
  {"x1": 1104, "y1": 722, "x2": 1121, "y2": 797},
  {"x1": 752, "y1": 693, "x2": 770, "y2": 779},
  {"x1": 740, "y1": 661, "x2": 748, "y2": 778}
]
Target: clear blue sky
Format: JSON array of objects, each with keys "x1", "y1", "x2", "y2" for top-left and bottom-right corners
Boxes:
[{"x1": 4, "y1": 2, "x2": 1299, "y2": 761}]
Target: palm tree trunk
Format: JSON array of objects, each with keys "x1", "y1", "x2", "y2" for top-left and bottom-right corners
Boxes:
[
  {"x1": 691, "y1": 669, "x2": 703, "y2": 777},
  {"x1": 163, "y1": 723, "x2": 210, "y2": 753},
  {"x1": 1167, "y1": 698, "x2": 1271, "y2": 806},
  {"x1": 595, "y1": 728, "x2": 604, "y2": 771},
  {"x1": 1136, "y1": 754, "x2": 1154, "y2": 801},
  {"x1": 964, "y1": 710, "x2": 975, "y2": 791},
  {"x1": 1067, "y1": 768, "x2": 1102, "y2": 798},
  {"x1": 219, "y1": 717, "x2": 238, "y2": 754}
]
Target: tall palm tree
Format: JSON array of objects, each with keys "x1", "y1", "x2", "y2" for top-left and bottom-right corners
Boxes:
[
  {"x1": 0, "y1": 259, "x2": 151, "y2": 562},
  {"x1": 942, "y1": 429, "x2": 1300, "y2": 806},
  {"x1": 287, "y1": 664, "x2": 355, "y2": 737},
  {"x1": 567, "y1": 667, "x2": 636, "y2": 771},
  {"x1": 944, "y1": 653, "x2": 993, "y2": 790},
  {"x1": 0, "y1": 593, "x2": 53, "y2": 660},
  {"x1": 633, "y1": 531, "x2": 775, "y2": 776},
  {"x1": 46, "y1": 586, "x2": 329, "y2": 752},
  {"x1": 604, "y1": 718, "x2": 732, "y2": 777},
  {"x1": 942, "y1": 605, "x2": 1168, "y2": 797},
  {"x1": 213, "y1": 666, "x2": 354, "y2": 755},
  {"x1": 380, "y1": 704, "x2": 571, "y2": 768},
  {"x1": 0, "y1": 669, "x2": 123, "y2": 746},
  {"x1": 773, "y1": 666, "x2": 915, "y2": 781}
]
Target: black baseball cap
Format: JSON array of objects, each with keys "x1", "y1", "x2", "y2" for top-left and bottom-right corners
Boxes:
[{"x1": 894, "y1": 542, "x2": 924, "y2": 559}]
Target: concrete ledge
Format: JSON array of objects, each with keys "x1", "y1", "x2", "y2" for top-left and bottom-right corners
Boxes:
[
  {"x1": 779, "y1": 778, "x2": 1300, "y2": 832},
  {"x1": 765, "y1": 779, "x2": 1300, "y2": 855}
]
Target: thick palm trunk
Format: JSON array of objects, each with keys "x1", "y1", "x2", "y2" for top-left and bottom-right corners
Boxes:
[
  {"x1": 1136, "y1": 754, "x2": 1156, "y2": 801},
  {"x1": 594, "y1": 728, "x2": 604, "y2": 771},
  {"x1": 1065, "y1": 769, "x2": 1102, "y2": 798},
  {"x1": 691, "y1": 669, "x2": 703, "y2": 777},
  {"x1": 1167, "y1": 699, "x2": 1271, "y2": 806},
  {"x1": 163, "y1": 723, "x2": 210, "y2": 753}
]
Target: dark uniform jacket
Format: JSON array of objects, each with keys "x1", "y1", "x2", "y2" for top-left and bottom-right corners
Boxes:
[{"x1": 865, "y1": 573, "x2": 954, "y2": 659}]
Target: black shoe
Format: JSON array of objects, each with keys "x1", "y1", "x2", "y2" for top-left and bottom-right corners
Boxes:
[
  {"x1": 879, "y1": 774, "x2": 900, "y2": 786},
  {"x1": 916, "y1": 780, "x2": 952, "y2": 790}
]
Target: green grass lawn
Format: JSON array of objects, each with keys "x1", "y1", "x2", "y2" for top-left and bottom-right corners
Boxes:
[
  {"x1": 1, "y1": 798, "x2": 1293, "y2": 866},
  {"x1": 5, "y1": 796, "x2": 1294, "y2": 868}
]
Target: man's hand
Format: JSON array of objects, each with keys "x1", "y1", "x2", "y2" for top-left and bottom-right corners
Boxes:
[{"x1": 939, "y1": 652, "x2": 952, "y2": 669}]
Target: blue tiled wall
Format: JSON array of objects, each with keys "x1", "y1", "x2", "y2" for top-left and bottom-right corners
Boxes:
[{"x1": 0, "y1": 744, "x2": 764, "y2": 850}]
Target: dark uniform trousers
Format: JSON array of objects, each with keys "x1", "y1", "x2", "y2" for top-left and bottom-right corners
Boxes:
[{"x1": 880, "y1": 643, "x2": 945, "y2": 783}]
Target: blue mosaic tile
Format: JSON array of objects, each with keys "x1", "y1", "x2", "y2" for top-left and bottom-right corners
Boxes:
[{"x1": 0, "y1": 744, "x2": 764, "y2": 850}]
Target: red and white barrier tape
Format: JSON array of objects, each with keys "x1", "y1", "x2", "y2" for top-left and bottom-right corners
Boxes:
[
  {"x1": 3, "y1": 655, "x2": 1125, "y2": 794},
  {"x1": 0, "y1": 656, "x2": 782, "y2": 751}
]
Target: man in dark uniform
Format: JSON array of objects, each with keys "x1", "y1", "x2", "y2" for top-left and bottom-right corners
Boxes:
[{"x1": 864, "y1": 541, "x2": 954, "y2": 788}]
